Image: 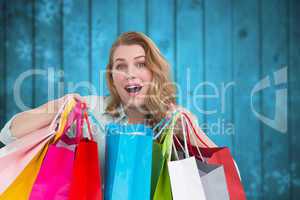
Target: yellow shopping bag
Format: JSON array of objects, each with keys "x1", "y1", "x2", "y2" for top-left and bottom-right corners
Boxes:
[{"x1": 0, "y1": 98, "x2": 76, "y2": 200}]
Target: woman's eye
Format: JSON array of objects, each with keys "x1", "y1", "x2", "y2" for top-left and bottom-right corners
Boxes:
[
  {"x1": 136, "y1": 62, "x2": 146, "y2": 68},
  {"x1": 116, "y1": 64, "x2": 126, "y2": 70}
]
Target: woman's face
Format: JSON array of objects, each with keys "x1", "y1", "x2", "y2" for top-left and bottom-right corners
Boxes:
[{"x1": 111, "y1": 44, "x2": 153, "y2": 109}]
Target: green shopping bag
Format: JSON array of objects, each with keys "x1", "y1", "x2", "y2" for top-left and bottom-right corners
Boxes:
[
  {"x1": 151, "y1": 142, "x2": 163, "y2": 198},
  {"x1": 151, "y1": 112, "x2": 180, "y2": 200}
]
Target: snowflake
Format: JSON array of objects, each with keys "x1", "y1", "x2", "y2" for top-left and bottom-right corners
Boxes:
[
  {"x1": 36, "y1": 0, "x2": 60, "y2": 25},
  {"x1": 15, "y1": 40, "x2": 32, "y2": 61}
]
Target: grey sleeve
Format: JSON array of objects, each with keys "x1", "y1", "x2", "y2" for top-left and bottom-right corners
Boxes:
[{"x1": 0, "y1": 114, "x2": 19, "y2": 145}]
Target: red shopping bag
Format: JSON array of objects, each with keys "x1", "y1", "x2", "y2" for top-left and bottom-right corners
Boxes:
[
  {"x1": 68, "y1": 108, "x2": 103, "y2": 200},
  {"x1": 29, "y1": 101, "x2": 83, "y2": 200},
  {"x1": 180, "y1": 112, "x2": 247, "y2": 200}
]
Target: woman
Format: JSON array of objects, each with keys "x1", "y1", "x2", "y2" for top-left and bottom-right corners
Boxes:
[{"x1": 0, "y1": 31, "x2": 216, "y2": 148}]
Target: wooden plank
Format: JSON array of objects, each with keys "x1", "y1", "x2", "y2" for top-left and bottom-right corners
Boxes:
[
  {"x1": 34, "y1": 0, "x2": 61, "y2": 106},
  {"x1": 5, "y1": 1, "x2": 33, "y2": 119},
  {"x1": 119, "y1": 0, "x2": 146, "y2": 33},
  {"x1": 62, "y1": 0, "x2": 90, "y2": 96},
  {"x1": 0, "y1": 0, "x2": 6, "y2": 129},
  {"x1": 261, "y1": 0, "x2": 290, "y2": 199},
  {"x1": 289, "y1": 0, "x2": 300, "y2": 198},
  {"x1": 232, "y1": 0, "x2": 262, "y2": 199},
  {"x1": 204, "y1": 0, "x2": 233, "y2": 148},
  {"x1": 91, "y1": 0, "x2": 118, "y2": 97},
  {"x1": 175, "y1": 0, "x2": 206, "y2": 128},
  {"x1": 147, "y1": 0, "x2": 175, "y2": 81},
  {"x1": 0, "y1": 0, "x2": 6, "y2": 148}
]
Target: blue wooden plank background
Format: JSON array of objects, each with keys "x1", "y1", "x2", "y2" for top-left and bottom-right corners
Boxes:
[{"x1": 0, "y1": 0, "x2": 299, "y2": 199}]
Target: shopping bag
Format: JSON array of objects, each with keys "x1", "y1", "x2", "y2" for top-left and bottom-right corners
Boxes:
[
  {"x1": 152, "y1": 111, "x2": 181, "y2": 200},
  {"x1": 152, "y1": 140, "x2": 172, "y2": 200},
  {"x1": 150, "y1": 115, "x2": 171, "y2": 199},
  {"x1": 87, "y1": 110, "x2": 106, "y2": 186},
  {"x1": 0, "y1": 127, "x2": 53, "y2": 194},
  {"x1": 174, "y1": 150, "x2": 230, "y2": 200},
  {"x1": 105, "y1": 123, "x2": 153, "y2": 200},
  {"x1": 0, "y1": 98, "x2": 72, "y2": 194},
  {"x1": 29, "y1": 101, "x2": 83, "y2": 200},
  {"x1": 150, "y1": 142, "x2": 164, "y2": 198},
  {"x1": 0, "y1": 98, "x2": 77, "y2": 199},
  {"x1": 196, "y1": 160, "x2": 230, "y2": 200},
  {"x1": 182, "y1": 112, "x2": 247, "y2": 200},
  {"x1": 68, "y1": 106, "x2": 103, "y2": 200},
  {"x1": 173, "y1": 114, "x2": 230, "y2": 200},
  {"x1": 167, "y1": 114, "x2": 207, "y2": 200},
  {"x1": 168, "y1": 157, "x2": 208, "y2": 200}
]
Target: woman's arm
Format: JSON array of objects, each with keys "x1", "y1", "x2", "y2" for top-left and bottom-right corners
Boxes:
[{"x1": 9, "y1": 93, "x2": 85, "y2": 139}]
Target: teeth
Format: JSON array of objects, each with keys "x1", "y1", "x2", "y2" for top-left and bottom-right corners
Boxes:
[
  {"x1": 125, "y1": 85, "x2": 142, "y2": 93},
  {"x1": 126, "y1": 86, "x2": 138, "y2": 89}
]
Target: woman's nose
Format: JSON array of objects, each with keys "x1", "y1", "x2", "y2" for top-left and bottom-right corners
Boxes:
[
  {"x1": 126, "y1": 65, "x2": 137, "y2": 79},
  {"x1": 126, "y1": 72, "x2": 136, "y2": 80}
]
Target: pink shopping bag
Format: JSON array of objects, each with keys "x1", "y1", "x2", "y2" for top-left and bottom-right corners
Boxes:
[
  {"x1": 29, "y1": 101, "x2": 84, "y2": 200},
  {"x1": 0, "y1": 98, "x2": 73, "y2": 194}
]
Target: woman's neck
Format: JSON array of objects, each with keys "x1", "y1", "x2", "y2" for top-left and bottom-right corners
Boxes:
[{"x1": 125, "y1": 106, "x2": 147, "y2": 124}]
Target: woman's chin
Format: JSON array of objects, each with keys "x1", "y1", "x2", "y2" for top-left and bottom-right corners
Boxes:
[{"x1": 124, "y1": 100, "x2": 146, "y2": 110}]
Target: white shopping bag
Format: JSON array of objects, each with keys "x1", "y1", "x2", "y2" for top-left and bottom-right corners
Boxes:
[
  {"x1": 168, "y1": 156, "x2": 207, "y2": 200},
  {"x1": 167, "y1": 114, "x2": 207, "y2": 200}
]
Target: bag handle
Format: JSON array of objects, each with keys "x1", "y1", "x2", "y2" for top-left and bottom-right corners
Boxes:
[
  {"x1": 152, "y1": 114, "x2": 169, "y2": 131},
  {"x1": 172, "y1": 112, "x2": 205, "y2": 161},
  {"x1": 171, "y1": 114, "x2": 188, "y2": 160},
  {"x1": 54, "y1": 101, "x2": 82, "y2": 144},
  {"x1": 181, "y1": 112, "x2": 209, "y2": 148},
  {"x1": 153, "y1": 111, "x2": 179, "y2": 140},
  {"x1": 180, "y1": 114, "x2": 189, "y2": 158},
  {"x1": 87, "y1": 110, "x2": 105, "y2": 131},
  {"x1": 183, "y1": 114, "x2": 205, "y2": 162},
  {"x1": 81, "y1": 102, "x2": 94, "y2": 141},
  {"x1": 155, "y1": 112, "x2": 181, "y2": 161},
  {"x1": 49, "y1": 96, "x2": 75, "y2": 132},
  {"x1": 172, "y1": 119, "x2": 189, "y2": 160},
  {"x1": 55, "y1": 101, "x2": 94, "y2": 144},
  {"x1": 53, "y1": 98, "x2": 77, "y2": 142},
  {"x1": 63, "y1": 102, "x2": 94, "y2": 142}
]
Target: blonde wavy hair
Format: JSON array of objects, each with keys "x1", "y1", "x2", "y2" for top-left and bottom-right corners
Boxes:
[{"x1": 105, "y1": 31, "x2": 177, "y2": 125}]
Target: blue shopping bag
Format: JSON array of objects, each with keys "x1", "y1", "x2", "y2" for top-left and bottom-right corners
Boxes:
[{"x1": 105, "y1": 123, "x2": 153, "y2": 200}]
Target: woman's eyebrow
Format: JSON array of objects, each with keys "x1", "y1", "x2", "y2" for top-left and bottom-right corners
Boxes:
[
  {"x1": 134, "y1": 55, "x2": 145, "y2": 60},
  {"x1": 114, "y1": 58, "x2": 125, "y2": 63},
  {"x1": 114, "y1": 55, "x2": 145, "y2": 63}
]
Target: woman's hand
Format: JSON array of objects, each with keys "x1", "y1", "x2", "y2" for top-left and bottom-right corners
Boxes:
[
  {"x1": 43, "y1": 93, "x2": 86, "y2": 114},
  {"x1": 10, "y1": 93, "x2": 86, "y2": 138}
]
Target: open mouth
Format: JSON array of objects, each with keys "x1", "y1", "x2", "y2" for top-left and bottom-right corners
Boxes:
[{"x1": 124, "y1": 84, "x2": 143, "y2": 94}]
